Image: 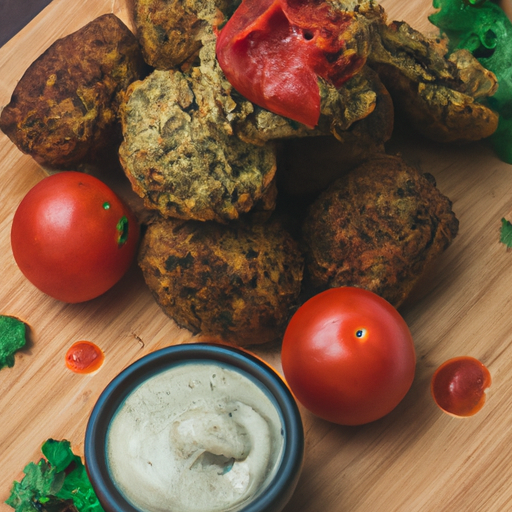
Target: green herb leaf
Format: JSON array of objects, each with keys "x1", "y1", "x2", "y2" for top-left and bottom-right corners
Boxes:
[
  {"x1": 500, "y1": 218, "x2": 512, "y2": 248},
  {"x1": 0, "y1": 316, "x2": 27, "y2": 369},
  {"x1": 6, "y1": 440, "x2": 104, "y2": 512},
  {"x1": 58, "y1": 467, "x2": 103, "y2": 512},
  {"x1": 42, "y1": 440, "x2": 77, "y2": 473},
  {"x1": 5, "y1": 459, "x2": 60, "y2": 512}
]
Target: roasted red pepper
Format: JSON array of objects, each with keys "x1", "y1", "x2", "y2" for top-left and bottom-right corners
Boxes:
[{"x1": 216, "y1": 0, "x2": 367, "y2": 127}]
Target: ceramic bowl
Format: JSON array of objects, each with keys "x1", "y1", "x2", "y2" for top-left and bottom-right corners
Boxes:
[{"x1": 84, "y1": 343, "x2": 304, "y2": 512}]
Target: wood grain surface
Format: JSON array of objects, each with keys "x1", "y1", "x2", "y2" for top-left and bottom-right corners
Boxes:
[{"x1": 1, "y1": 1, "x2": 512, "y2": 511}]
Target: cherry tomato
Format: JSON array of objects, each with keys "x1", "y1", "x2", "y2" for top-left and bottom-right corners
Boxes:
[
  {"x1": 431, "y1": 356, "x2": 491, "y2": 417},
  {"x1": 11, "y1": 172, "x2": 139, "y2": 303},
  {"x1": 281, "y1": 287, "x2": 416, "y2": 426}
]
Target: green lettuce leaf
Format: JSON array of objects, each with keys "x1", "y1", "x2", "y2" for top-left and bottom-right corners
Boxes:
[
  {"x1": 6, "y1": 440, "x2": 103, "y2": 512},
  {"x1": 5, "y1": 459, "x2": 64, "y2": 512},
  {"x1": 42, "y1": 440, "x2": 77, "y2": 473},
  {"x1": 0, "y1": 316, "x2": 27, "y2": 369},
  {"x1": 500, "y1": 218, "x2": 512, "y2": 248}
]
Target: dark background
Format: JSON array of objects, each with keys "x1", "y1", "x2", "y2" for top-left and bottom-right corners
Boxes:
[{"x1": 0, "y1": 0, "x2": 53, "y2": 47}]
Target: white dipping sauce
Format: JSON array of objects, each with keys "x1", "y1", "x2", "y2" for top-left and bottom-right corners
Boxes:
[{"x1": 107, "y1": 363, "x2": 285, "y2": 512}]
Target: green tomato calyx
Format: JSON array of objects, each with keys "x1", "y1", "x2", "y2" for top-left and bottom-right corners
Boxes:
[{"x1": 116, "y1": 216, "x2": 129, "y2": 246}]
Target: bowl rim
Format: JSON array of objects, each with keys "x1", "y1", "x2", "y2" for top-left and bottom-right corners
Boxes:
[{"x1": 84, "y1": 342, "x2": 304, "y2": 512}]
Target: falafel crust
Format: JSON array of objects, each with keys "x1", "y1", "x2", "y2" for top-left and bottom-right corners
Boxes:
[
  {"x1": 368, "y1": 20, "x2": 499, "y2": 143},
  {"x1": 119, "y1": 68, "x2": 278, "y2": 223},
  {"x1": 302, "y1": 154, "x2": 459, "y2": 308},
  {"x1": 0, "y1": 14, "x2": 147, "y2": 170},
  {"x1": 132, "y1": 0, "x2": 233, "y2": 69},
  {"x1": 138, "y1": 217, "x2": 304, "y2": 346}
]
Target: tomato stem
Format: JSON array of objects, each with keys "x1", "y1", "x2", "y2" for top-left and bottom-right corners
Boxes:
[{"x1": 116, "y1": 216, "x2": 129, "y2": 246}]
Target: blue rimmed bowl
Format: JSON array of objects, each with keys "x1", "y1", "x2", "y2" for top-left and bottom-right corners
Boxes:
[{"x1": 84, "y1": 343, "x2": 304, "y2": 512}]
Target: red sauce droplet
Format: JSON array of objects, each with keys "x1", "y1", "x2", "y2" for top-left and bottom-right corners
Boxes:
[
  {"x1": 431, "y1": 356, "x2": 491, "y2": 417},
  {"x1": 65, "y1": 341, "x2": 104, "y2": 374}
]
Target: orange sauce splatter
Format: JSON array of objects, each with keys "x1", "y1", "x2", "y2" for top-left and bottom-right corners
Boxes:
[
  {"x1": 431, "y1": 356, "x2": 491, "y2": 417},
  {"x1": 65, "y1": 341, "x2": 104, "y2": 374}
]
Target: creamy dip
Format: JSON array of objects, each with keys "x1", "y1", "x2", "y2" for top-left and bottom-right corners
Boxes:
[{"x1": 106, "y1": 363, "x2": 285, "y2": 512}]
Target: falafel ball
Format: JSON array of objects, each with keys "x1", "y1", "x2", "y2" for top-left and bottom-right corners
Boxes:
[
  {"x1": 119, "y1": 67, "x2": 278, "y2": 223},
  {"x1": 301, "y1": 154, "x2": 459, "y2": 308},
  {"x1": 368, "y1": 20, "x2": 499, "y2": 143},
  {"x1": 139, "y1": 217, "x2": 304, "y2": 346},
  {"x1": 0, "y1": 14, "x2": 147, "y2": 170},
  {"x1": 132, "y1": 0, "x2": 234, "y2": 69}
]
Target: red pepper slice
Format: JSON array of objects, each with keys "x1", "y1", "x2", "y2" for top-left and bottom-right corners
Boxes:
[{"x1": 216, "y1": 0, "x2": 367, "y2": 127}]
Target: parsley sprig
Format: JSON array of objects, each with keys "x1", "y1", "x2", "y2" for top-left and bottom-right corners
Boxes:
[
  {"x1": 500, "y1": 218, "x2": 512, "y2": 248},
  {"x1": 6, "y1": 440, "x2": 103, "y2": 512}
]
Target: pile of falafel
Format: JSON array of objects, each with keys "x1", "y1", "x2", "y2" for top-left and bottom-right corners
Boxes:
[{"x1": 2, "y1": 0, "x2": 499, "y2": 345}]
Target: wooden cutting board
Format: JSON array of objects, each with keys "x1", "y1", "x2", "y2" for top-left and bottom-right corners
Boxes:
[{"x1": 1, "y1": 1, "x2": 511, "y2": 511}]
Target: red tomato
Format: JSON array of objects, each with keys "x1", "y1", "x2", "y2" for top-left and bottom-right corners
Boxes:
[
  {"x1": 281, "y1": 287, "x2": 416, "y2": 426},
  {"x1": 11, "y1": 172, "x2": 139, "y2": 303}
]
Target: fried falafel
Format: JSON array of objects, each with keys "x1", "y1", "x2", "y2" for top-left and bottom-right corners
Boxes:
[
  {"x1": 368, "y1": 20, "x2": 499, "y2": 143},
  {"x1": 132, "y1": 0, "x2": 236, "y2": 69},
  {"x1": 138, "y1": 217, "x2": 304, "y2": 346},
  {"x1": 0, "y1": 14, "x2": 147, "y2": 170},
  {"x1": 301, "y1": 154, "x2": 459, "y2": 308},
  {"x1": 119, "y1": 66, "x2": 278, "y2": 223}
]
